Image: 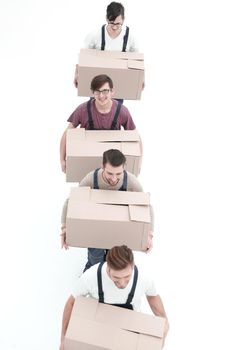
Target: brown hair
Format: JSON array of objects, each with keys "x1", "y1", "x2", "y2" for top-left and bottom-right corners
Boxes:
[
  {"x1": 103, "y1": 149, "x2": 126, "y2": 167},
  {"x1": 106, "y1": 245, "x2": 134, "y2": 270},
  {"x1": 90, "y1": 74, "x2": 113, "y2": 92},
  {"x1": 107, "y1": 2, "x2": 125, "y2": 21}
]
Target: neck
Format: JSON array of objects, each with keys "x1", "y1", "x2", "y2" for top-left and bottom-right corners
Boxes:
[{"x1": 95, "y1": 99, "x2": 112, "y2": 113}]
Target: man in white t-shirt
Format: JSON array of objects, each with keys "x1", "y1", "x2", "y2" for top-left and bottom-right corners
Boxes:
[
  {"x1": 59, "y1": 245, "x2": 169, "y2": 350},
  {"x1": 74, "y1": 2, "x2": 139, "y2": 88}
]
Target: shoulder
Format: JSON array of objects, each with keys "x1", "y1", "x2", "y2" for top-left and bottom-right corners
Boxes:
[
  {"x1": 126, "y1": 172, "x2": 143, "y2": 191},
  {"x1": 79, "y1": 170, "x2": 95, "y2": 187},
  {"x1": 136, "y1": 266, "x2": 157, "y2": 295},
  {"x1": 84, "y1": 27, "x2": 102, "y2": 47}
]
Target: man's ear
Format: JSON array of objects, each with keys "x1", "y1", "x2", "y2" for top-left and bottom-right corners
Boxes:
[{"x1": 111, "y1": 88, "x2": 115, "y2": 96}]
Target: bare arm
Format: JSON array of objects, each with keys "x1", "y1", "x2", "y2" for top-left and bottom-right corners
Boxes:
[
  {"x1": 60, "y1": 295, "x2": 75, "y2": 349},
  {"x1": 60, "y1": 198, "x2": 69, "y2": 249},
  {"x1": 147, "y1": 295, "x2": 169, "y2": 340},
  {"x1": 138, "y1": 133, "x2": 143, "y2": 174},
  {"x1": 60, "y1": 123, "x2": 75, "y2": 173}
]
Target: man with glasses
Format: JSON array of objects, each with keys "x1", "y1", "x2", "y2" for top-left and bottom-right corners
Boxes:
[
  {"x1": 74, "y1": 2, "x2": 139, "y2": 88},
  {"x1": 60, "y1": 74, "x2": 136, "y2": 173}
]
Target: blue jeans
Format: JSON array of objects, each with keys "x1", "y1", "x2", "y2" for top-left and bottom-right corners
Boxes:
[{"x1": 83, "y1": 248, "x2": 108, "y2": 272}]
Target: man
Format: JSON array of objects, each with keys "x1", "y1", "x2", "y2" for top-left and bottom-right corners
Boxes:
[
  {"x1": 74, "y1": 2, "x2": 139, "y2": 88},
  {"x1": 59, "y1": 245, "x2": 169, "y2": 350},
  {"x1": 61, "y1": 149, "x2": 153, "y2": 271},
  {"x1": 60, "y1": 74, "x2": 136, "y2": 173}
]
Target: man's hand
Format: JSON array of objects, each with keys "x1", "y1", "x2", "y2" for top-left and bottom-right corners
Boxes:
[
  {"x1": 61, "y1": 227, "x2": 69, "y2": 250},
  {"x1": 59, "y1": 338, "x2": 65, "y2": 350},
  {"x1": 73, "y1": 77, "x2": 78, "y2": 88},
  {"x1": 145, "y1": 232, "x2": 153, "y2": 253},
  {"x1": 73, "y1": 64, "x2": 79, "y2": 88},
  {"x1": 61, "y1": 159, "x2": 66, "y2": 173},
  {"x1": 162, "y1": 319, "x2": 169, "y2": 348}
]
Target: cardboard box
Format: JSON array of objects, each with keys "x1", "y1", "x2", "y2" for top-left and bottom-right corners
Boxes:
[
  {"x1": 65, "y1": 296, "x2": 165, "y2": 350},
  {"x1": 78, "y1": 49, "x2": 144, "y2": 100},
  {"x1": 66, "y1": 128, "x2": 142, "y2": 182},
  {"x1": 66, "y1": 187, "x2": 151, "y2": 251}
]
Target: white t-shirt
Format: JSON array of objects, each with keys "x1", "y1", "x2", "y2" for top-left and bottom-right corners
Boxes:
[
  {"x1": 72, "y1": 263, "x2": 157, "y2": 311},
  {"x1": 83, "y1": 25, "x2": 139, "y2": 52}
]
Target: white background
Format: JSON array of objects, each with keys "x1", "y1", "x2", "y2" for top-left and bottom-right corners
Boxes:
[{"x1": 0, "y1": 0, "x2": 233, "y2": 349}]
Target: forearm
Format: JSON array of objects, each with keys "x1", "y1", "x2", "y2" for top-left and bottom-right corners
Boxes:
[
  {"x1": 74, "y1": 64, "x2": 79, "y2": 85},
  {"x1": 61, "y1": 198, "x2": 69, "y2": 226},
  {"x1": 60, "y1": 131, "x2": 67, "y2": 162},
  {"x1": 149, "y1": 204, "x2": 154, "y2": 232},
  {"x1": 61, "y1": 296, "x2": 75, "y2": 341},
  {"x1": 147, "y1": 295, "x2": 167, "y2": 319}
]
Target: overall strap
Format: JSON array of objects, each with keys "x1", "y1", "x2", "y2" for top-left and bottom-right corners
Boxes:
[
  {"x1": 122, "y1": 26, "x2": 129, "y2": 52},
  {"x1": 111, "y1": 101, "x2": 122, "y2": 130},
  {"x1": 120, "y1": 170, "x2": 127, "y2": 191},
  {"x1": 97, "y1": 261, "x2": 105, "y2": 303},
  {"x1": 126, "y1": 265, "x2": 138, "y2": 304},
  {"x1": 87, "y1": 99, "x2": 94, "y2": 130},
  {"x1": 101, "y1": 25, "x2": 105, "y2": 50},
  {"x1": 93, "y1": 168, "x2": 100, "y2": 189}
]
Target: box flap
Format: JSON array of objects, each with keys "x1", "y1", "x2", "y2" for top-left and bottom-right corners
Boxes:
[
  {"x1": 73, "y1": 297, "x2": 165, "y2": 339},
  {"x1": 90, "y1": 189, "x2": 150, "y2": 206},
  {"x1": 127, "y1": 60, "x2": 144, "y2": 70},
  {"x1": 67, "y1": 128, "x2": 86, "y2": 141},
  {"x1": 85, "y1": 129, "x2": 140, "y2": 142},
  {"x1": 129, "y1": 205, "x2": 151, "y2": 223},
  {"x1": 69, "y1": 188, "x2": 150, "y2": 206},
  {"x1": 80, "y1": 48, "x2": 144, "y2": 61},
  {"x1": 68, "y1": 141, "x2": 124, "y2": 157},
  {"x1": 69, "y1": 187, "x2": 91, "y2": 202},
  {"x1": 80, "y1": 53, "x2": 128, "y2": 69},
  {"x1": 121, "y1": 142, "x2": 141, "y2": 156},
  {"x1": 74, "y1": 296, "x2": 99, "y2": 319},
  {"x1": 68, "y1": 201, "x2": 130, "y2": 221}
]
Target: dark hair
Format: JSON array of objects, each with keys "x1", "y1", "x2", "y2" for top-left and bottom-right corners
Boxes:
[
  {"x1": 106, "y1": 245, "x2": 134, "y2": 270},
  {"x1": 90, "y1": 74, "x2": 113, "y2": 92},
  {"x1": 106, "y1": 2, "x2": 125, "y2": 21},
  {"x1": 103, "y1": 149, "x2": 126, "y2": 167}
]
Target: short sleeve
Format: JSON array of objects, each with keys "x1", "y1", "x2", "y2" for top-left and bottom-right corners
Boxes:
[
  {"x1": 120, "y1": 105, "x2": 136, "y2": 130},
  {"x1": 79, "y1": 171, "x2": 94, "y2": 188},
  {"x1": 144, "y1": 276, "x2": 158, "y2": 296}
]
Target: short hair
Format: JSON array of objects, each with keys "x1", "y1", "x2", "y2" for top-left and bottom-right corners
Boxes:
[
  {"x1": 103, "y1": 149, "x2": 126, "y2": 167},
  {"x1": 106, "y1": 245, "x2": 134, "y2": 270},
  {"x1": 106, "y1": 2, "x2": 125, "y2": 21},
  {"x1": 90, "y1": 74, "x2": 113, "y2": 92}
]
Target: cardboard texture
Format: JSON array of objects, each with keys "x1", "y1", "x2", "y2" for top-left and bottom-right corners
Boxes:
[
  {"x1": 78, "y1": 49, "x2": 144, "y2": 100},
  {"x1": 65, "y1": 296, "x2": 165, "y2": 350},
  {"x1": 66, "y1": 128, "x2": 142, "y2": 182},
  {"x1": 66, "y1": 187, "x2": 151, "y2": 251}
]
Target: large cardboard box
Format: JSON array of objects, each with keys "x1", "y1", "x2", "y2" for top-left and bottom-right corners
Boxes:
[
  {"x1": 65, "y1": 296, "x2": 165, "y2": 350},
  {"x1": 66, "y1": 187, "x2": 151, "y2": 251},
  {"x1": 66, "y1": 128, "x2": 142, "y2": 182},
  {"x1": 78, "y1": 49, "x2": 144, "y2": 100}
]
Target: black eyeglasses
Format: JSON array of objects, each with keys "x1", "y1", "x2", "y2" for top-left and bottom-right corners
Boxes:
[{"x1": 93, "y1": 89, "x2": 110, "y2": 96}]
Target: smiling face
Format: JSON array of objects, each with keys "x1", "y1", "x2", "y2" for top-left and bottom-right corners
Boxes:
[
  {"x1": 102, "y1": 162, "x2": 124, "y2": 186},
  {"x1": 93, "y1": 82, "x2": 114, "y2": 108},
  {"x1": 107, "y1": 264, "x2": 133, "y2": 289}
]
